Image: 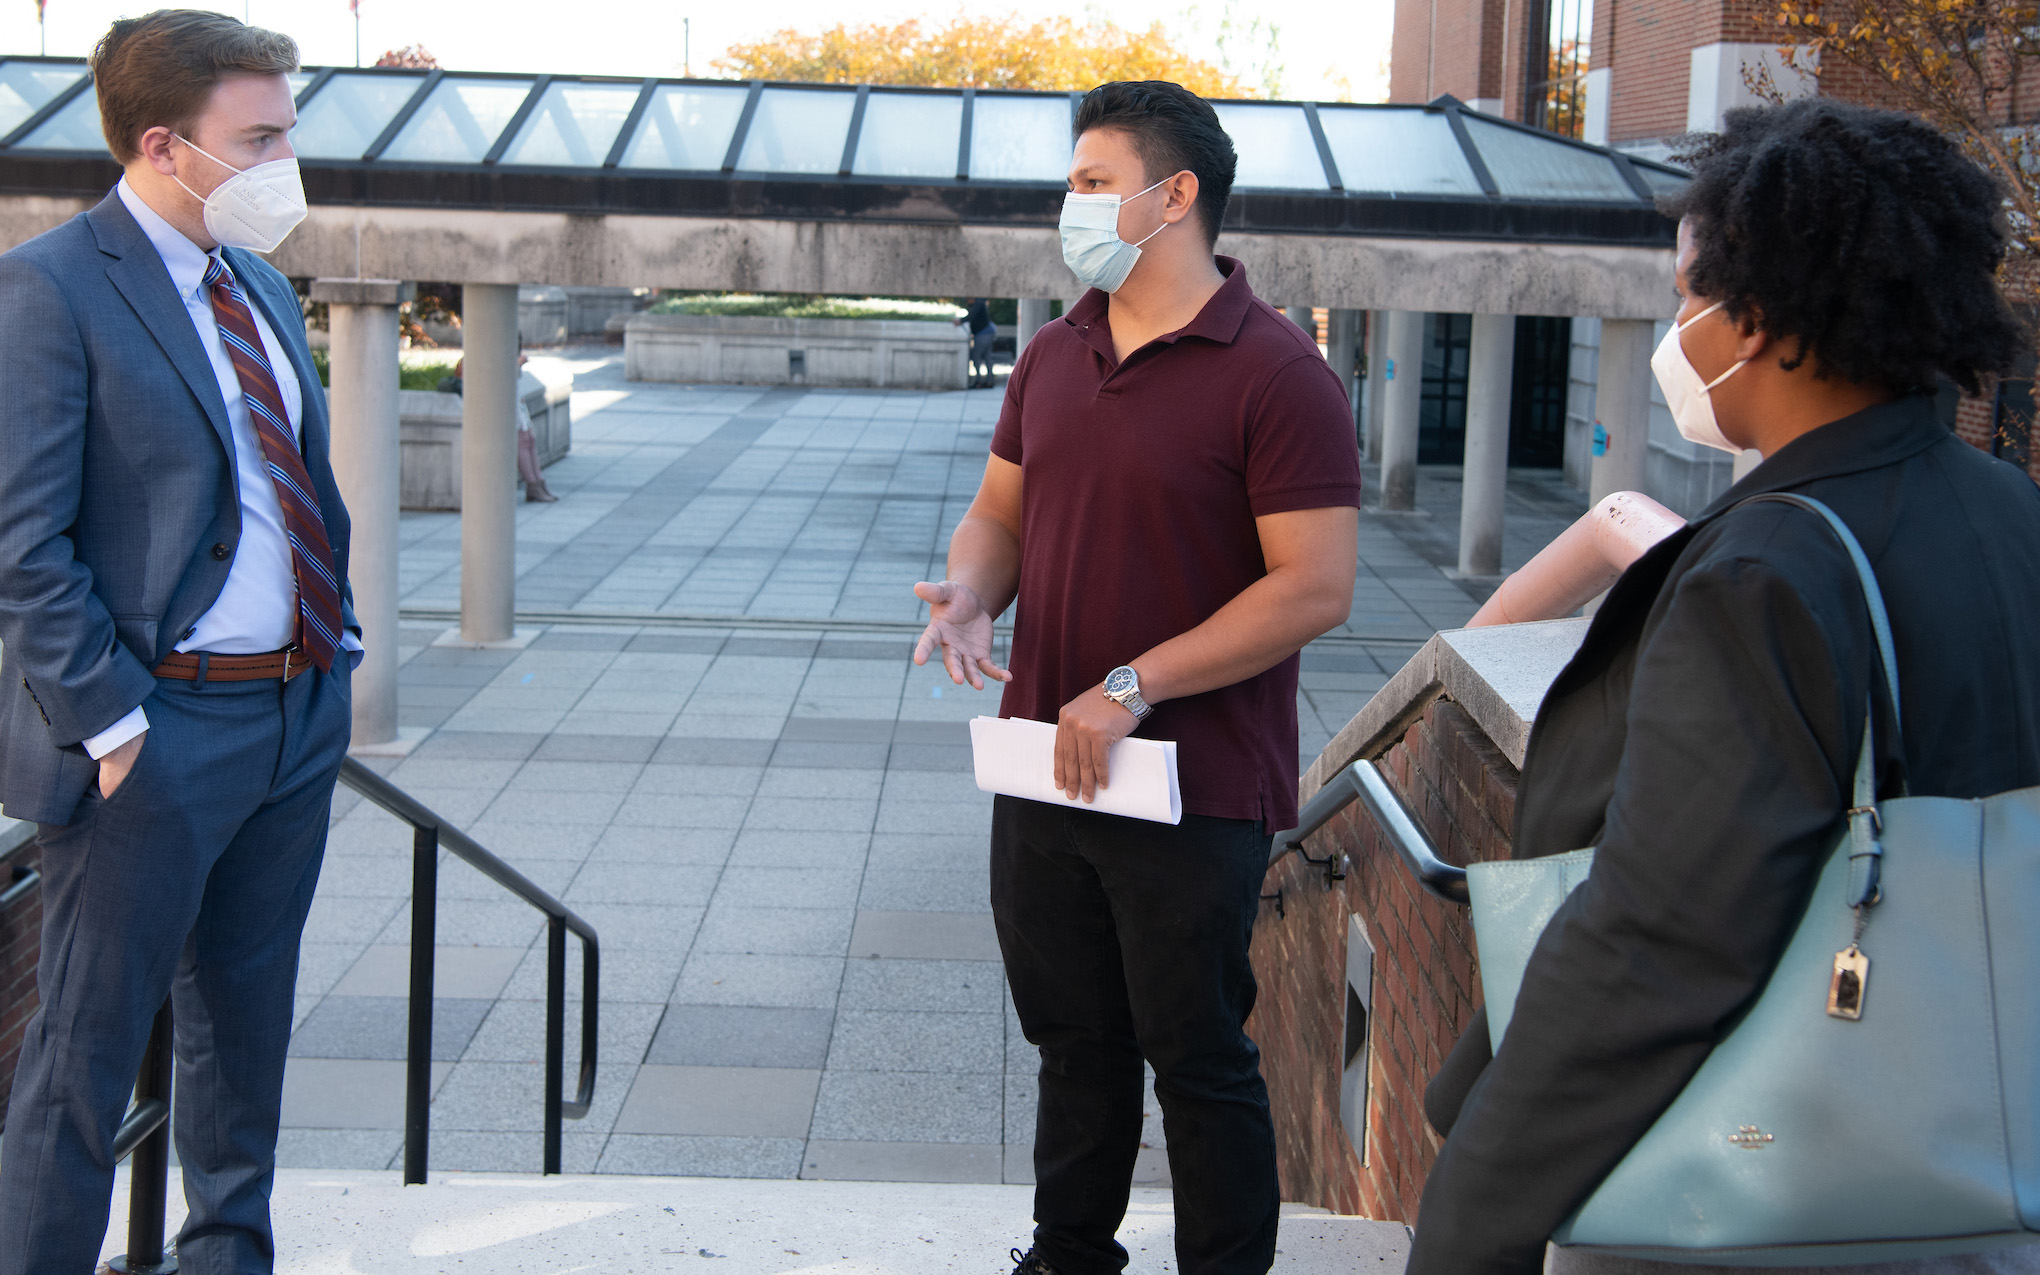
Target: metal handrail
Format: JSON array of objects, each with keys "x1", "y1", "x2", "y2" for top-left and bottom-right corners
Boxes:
[
  {"x1": 0, "y1": 826, "x2": 38, "y2": 906},
  {"x1": 337, "y1": 758, "x2": 600, "y2": 1181},
  {"x1": 1270, "y1": 758, "x2": 1470, "y2": 904},
  {"x1": 98, "y1": 759, "x2": 606, "y2": 1272},
  {"x1": 107, "y1": 1002, "x2": 175, "y2": 1275}
]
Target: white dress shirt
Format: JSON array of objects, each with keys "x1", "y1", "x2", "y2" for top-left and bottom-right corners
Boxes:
[{"x1": 85, "y1": 180, "x2": 353, "y2": 759}]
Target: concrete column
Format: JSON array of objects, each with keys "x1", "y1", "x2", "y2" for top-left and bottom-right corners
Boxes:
[
  {"x1": 1283, "y1": 305, "x2": 1316, "y2": 342},
  {"x1": 1016, "y1": 298, "x2": 1053, "y2": 356},
  {"x1": 1364, "y1": 311, "x2": 1389, "y2": 462},
  {"x1": 1589, "y1": 319, "x2": 1655, "y2": 505},
  {"x1": 1326, "y1": 309, "x2": 1363, "y2": 440},
  {"x1": 461, "y1": 283, "x2": 520, "y2": 644},
  {"x1": 1459, "y1": 312, "x2": 1517, "y2": 578},
  {"x1": 1379, "y1": 310, "x2": 1426, "y2": 511},
  {"x1": 312, "y1": 278, "x2": 414, "y2": 749}
]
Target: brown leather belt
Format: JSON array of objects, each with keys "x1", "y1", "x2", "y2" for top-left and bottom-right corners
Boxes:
[{"x1": 152, "y1": 648, "x2": 314, "y2": 682}]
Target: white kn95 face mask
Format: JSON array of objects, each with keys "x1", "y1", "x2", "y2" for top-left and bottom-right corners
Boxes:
[
  {"x1": 1059, "y1": 176, "x2": 1173, "y2": 294},
  {"x1": 172, "y1": 134, "x2": 309, "y2": 254},
  {"x1": 1650, "y1": 300, "x2": 1748, "y2": 455}
]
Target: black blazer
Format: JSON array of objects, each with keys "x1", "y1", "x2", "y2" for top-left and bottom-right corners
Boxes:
[{"x1": 1408, "y1": 395, "x2": 2040, "y2": 1274}]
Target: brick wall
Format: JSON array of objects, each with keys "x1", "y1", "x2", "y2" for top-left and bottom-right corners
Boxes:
[
  {"x1": 0, "y1": 840, "x2": 42, "y2": 1130},
  {"x1": 1247, "y1": 697, "x2": 1518, "y2": 1222},
  {"x1": 1590, "y1": 0, "x2": 1812, "y2": 146},
  {"x1": 1389, "y1": 0, "x2": 1508, "y2": 106}
]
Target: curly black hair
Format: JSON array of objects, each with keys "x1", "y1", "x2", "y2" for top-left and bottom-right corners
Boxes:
[{"x1": 1660, "y1": 97, "x2": 2023, "y2": 396}]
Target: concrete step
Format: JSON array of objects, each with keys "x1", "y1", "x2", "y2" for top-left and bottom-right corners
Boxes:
[{"x1": 102, "y1": 1168, "x2": 1411, "y2": 1274}]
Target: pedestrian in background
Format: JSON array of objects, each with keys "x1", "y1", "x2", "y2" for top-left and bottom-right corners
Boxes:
[
  {"x1": 914, "y1": 80, "x2": 1359, "y2": 1275},
  {"x1": 0, "y1": 11, "x2": 360, "y2": 1273},
  {"x1": 955, "y1": 296, "x2": 998, "y2": 388},
  {"x1": 1410, "y1": 98, "x2": 2040, "y2": 1275}
]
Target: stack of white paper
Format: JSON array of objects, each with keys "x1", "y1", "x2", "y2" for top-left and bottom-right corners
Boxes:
[{"x1": 969, "y1": 716, "x2": 1182, "y2": 825}]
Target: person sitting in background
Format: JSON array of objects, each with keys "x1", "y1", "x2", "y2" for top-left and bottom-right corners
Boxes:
[
  {"x1": 1407, "y1": 97, "x2": 2040, "y2": 1275},
  {"x1": 441, "y1": 354, "x2": 557, "y2": 502}
]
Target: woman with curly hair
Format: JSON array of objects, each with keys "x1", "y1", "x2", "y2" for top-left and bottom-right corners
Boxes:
[{"x1": 1405, "y1": 98, "x2": 2040, "y2": 1274}]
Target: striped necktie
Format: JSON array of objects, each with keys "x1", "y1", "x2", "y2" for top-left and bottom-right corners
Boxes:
[{"x1": 203, "y1": 255, "x2": 343, "y2": 673}]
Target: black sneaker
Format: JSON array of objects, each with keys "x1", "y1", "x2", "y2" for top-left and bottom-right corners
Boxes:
[{"x1": 1010, "y1": 1247, "x2": 1057, "y2": 1275}]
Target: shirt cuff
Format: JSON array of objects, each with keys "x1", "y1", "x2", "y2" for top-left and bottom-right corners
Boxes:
[{"x1": 83, "y1": 704, "x2": 149, "y2": 759}]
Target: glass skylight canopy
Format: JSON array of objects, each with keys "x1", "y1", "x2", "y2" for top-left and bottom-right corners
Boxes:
[{"x1": 0, "y1": 57, "x2": 1684, "y2": 246}]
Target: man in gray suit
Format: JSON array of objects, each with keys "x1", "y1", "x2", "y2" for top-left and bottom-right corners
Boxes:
[{"x1": 0, "y1": 13, "x2": 358, "y2": 1272}]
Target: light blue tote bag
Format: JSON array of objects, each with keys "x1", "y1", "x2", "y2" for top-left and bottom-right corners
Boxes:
[{"x1": 1468, "y1": 494, "x2": 2040, "y2": 1267}]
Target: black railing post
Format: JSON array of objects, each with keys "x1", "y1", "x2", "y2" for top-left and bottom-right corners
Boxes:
[
  {"x1": 543, "y1": 915, "x2": 565, "y2": 1175},
  {"x1": 403, "y1": 823, "x2": 438, "y2": 1186},
  {"x1": 334, "y1": 759, "x2": 599, "y2": 1178},
  {"x1": 109, "y1": 1000, "x2": 176, "y2": 1275}
]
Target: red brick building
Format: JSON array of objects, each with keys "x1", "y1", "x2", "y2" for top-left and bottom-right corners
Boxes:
[{"x1": 1388, "y1": 0, "x2": 2038, "y2": 486}]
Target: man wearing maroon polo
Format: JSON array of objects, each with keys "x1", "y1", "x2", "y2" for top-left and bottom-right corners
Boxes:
[{"x1": 911, "y1": 81, "x2": 1361, "y2": 1275}]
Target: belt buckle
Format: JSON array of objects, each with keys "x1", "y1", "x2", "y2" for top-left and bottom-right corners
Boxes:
[{"x1": 281, "y1": 646, "x2": 299, "y2": 683}]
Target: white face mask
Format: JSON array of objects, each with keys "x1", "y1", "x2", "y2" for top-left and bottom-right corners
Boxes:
[
  {"x1": 171, "y1": 134, "x2": 308, "y2": 254},
  {"x1": 1059, "y1": 176, "x2": 1172, "y2": 294},
  {"x1": 1650, "y1": 299, "x2": 1748, "y2": 455}
]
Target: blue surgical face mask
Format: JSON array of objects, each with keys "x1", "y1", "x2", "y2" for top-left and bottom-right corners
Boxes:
[{"x1": 1059, "y1": 176, "x2": 1173, "y2": 294}]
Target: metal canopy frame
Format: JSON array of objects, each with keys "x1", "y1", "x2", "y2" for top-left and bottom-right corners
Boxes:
[{"x1": 0, "y1": 58, "x2": 1685, "y2": 246}]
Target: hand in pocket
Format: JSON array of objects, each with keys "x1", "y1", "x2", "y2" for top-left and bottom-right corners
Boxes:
[{"x1": 96, "y1": 729, "x2": 147, "y2": 799}]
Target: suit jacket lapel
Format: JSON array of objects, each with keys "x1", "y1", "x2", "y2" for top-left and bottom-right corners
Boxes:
[{"x1": 88, "y1": 193, "x2": 239, "y2": 471}]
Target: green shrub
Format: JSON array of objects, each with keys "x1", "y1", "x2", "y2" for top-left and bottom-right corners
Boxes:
[{"x1": 308, "y1": 347, "x2": 463, "y2": 391}]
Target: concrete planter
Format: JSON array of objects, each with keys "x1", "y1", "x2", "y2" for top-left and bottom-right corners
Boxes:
[
  {"x1": 400, "y1": 362, "x2": 573, "y2": 510},
  {"x1": 624, "y1": 312, "x2": 968, "y2": 390}
]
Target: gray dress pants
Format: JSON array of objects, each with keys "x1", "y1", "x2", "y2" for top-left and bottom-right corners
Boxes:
[{"x1": 0, "y1": 661, "x2": 349, "y2": 1275}]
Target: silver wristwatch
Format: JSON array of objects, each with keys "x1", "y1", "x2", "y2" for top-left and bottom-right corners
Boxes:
[{"x1": 1102, "y1": 665, "x2": 1153, "y2": 721}]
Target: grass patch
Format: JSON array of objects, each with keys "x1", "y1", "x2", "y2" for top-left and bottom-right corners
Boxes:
[
  {"x1": 309, "y1": 347, "x2": 464, "y2": 391},
  {"x1": 648, "y1": 292, "x2": 964, "y2": 322}
]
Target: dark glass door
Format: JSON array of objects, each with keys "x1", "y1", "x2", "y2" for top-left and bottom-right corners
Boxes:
[
  {"x1": 1416, "y1": 312, "x2": 1571, "y2": 469},
  {"x1": 1508, "y1": 315, "x2": 1571, "y2": 468},
  {"x1": 1419, "y1": 313, "x2": 1472, "y2": 464}
]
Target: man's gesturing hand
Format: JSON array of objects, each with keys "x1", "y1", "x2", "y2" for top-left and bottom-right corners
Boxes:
[
  {"x1": 912, "y1": 580, "x2": 1012, "y2": 690},
  {"x1": 1056, "y1": 686, "x2": 1138, "y2": 803}
]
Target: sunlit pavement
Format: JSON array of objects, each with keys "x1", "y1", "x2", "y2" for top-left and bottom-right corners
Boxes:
[{"x1": 100, "y1": 1166, "x2": 1412, "y2": 1275}]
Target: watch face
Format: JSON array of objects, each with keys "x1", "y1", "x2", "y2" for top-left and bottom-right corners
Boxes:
[{"x1": 1104, "y1": 666, "x2": 1137, "y2": 697}]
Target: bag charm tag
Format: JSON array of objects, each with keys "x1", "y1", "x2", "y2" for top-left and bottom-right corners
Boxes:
[
  {"x1": 1829, "y1": 802, "x2": 1881, "y2": 1021},
  {"x1": 1828, "y1": 944, "x2": 1868, "y2": 1020}
]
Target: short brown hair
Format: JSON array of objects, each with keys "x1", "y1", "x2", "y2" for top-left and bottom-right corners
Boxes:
[{"x1": 91, "y1": 10, "x2": 298, "y2": 164}]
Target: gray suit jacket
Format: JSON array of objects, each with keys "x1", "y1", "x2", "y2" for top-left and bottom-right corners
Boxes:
[{"x1": 0, "y1": 189, "x2": 355, "y2": 825}]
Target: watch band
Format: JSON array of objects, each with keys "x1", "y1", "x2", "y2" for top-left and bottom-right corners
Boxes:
[{"x1": 1103, "y1": 666, "x2": 1153, "y2": 720}]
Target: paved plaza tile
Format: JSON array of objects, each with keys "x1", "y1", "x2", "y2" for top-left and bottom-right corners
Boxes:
[{"x1": 281, "y1": 352, "x2": 1584, "y2": 1184}]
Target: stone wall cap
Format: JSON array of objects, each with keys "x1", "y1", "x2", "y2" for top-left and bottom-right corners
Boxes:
[
  {"x1": 310, "y1": 278, "x2": 417, "y2": 306},
  {"x1": 1300, "y1": 616, "x2": 1589, "y2": 802},
  {"x1": 625, "y1": 311, "x2": 967, "y2": 341}
]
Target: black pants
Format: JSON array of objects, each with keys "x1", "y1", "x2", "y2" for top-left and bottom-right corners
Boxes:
[{"x1": 991, "y1": 795, "x2": 1279, "y2": 1275}]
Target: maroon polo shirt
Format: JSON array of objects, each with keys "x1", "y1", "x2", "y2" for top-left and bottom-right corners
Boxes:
[{"x1": 989, "y1": 256, "x2": 1361, "y2": 830}]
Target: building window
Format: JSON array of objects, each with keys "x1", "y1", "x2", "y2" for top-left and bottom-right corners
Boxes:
[
  {"x1": 1523, "y1": 0, "x2": 1591, "y2": 139},
  {"x1": 1419, "y1": 313, "x2": 1570, "y2": 469},
  {"x1": 1419, "y1": 313, "x2": 1473, "y2": 465},
  {"x1": 1508, "y1": 316, "x2": 1573, "y2": 469},
  {"x1": 1996, "y1": 353, "x2": 2034, "y2": 473}
]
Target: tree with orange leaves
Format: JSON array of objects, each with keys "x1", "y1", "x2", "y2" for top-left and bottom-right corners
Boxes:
[
  {"x1": 714, "y1": 13, "x2": 1253, "y2": 97},
  {"x1": 1769, "y1": 2, "x2": 2038, "y2": 284}
]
